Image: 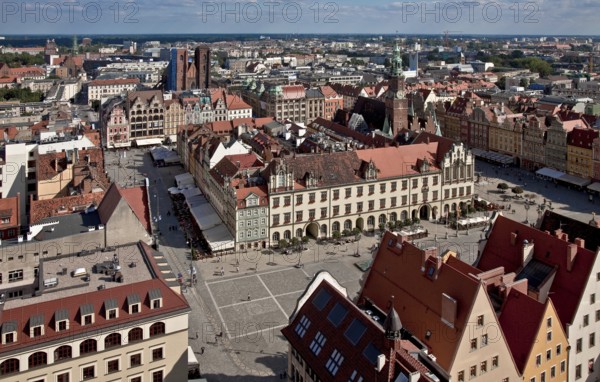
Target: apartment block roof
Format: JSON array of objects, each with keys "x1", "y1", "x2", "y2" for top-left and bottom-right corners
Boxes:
[
  {"x1": 538, "y1": 210, "x2": 600, "y2": 252},
  {"x1": 30, "y1": 192, "x2": 105, "y2": 224},
  {"x1": 0, "y1": 195, "x2": 19, "y2": 229}
]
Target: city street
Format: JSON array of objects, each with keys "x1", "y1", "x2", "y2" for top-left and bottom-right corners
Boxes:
[{"x1": 104, "y1": 149, "x2": 596, "y2": 380}]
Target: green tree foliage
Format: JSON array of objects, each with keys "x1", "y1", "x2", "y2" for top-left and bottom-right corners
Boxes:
[
  {"x1": 0, "y1": 53, "x2": 44, "y2": 67},
  {"x1": 0, "y1": 88, "x2": 43, "y2": 102}
]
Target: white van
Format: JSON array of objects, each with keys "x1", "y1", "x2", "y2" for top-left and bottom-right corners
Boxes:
[{"x1": 71, "y1": 268, "x2": 88, "y2": 277}]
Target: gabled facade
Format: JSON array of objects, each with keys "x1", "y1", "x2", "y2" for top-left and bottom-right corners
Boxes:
[{"x1": 358, "y1": 231, "x2": 520, "y2": 382}]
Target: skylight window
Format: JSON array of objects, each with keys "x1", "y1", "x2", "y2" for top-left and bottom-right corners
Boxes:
[
  {"x1": 344, "y1": 319, "x2": 367, "y2": 345},
  {"x1": 327, "y1": 302, "x2": 348, "y2": 327},
  {"x1": 312, "y1": 288, "x2": 332, "y2": 311}
]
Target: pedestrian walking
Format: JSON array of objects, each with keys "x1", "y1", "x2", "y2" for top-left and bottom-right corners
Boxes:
[
  {"x1": 248, "y1": 293, "x2": 251, "y2": 301},
  {"x1": 195, "y1": 332, "x2": 198, "y2": 339},
  {"x1": 236, "y1": 266, "x2": 239, "y2": 273},
  {"x1": 200, "y1": 347, "x2": 205, "y2": 355}
]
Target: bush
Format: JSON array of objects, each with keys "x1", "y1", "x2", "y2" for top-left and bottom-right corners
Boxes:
[
  {"x1": 278, "y1": 239, "x2": 288, "y2": 249},
  {"x1": 332, "y1": 231, "x2": 341, "y2": 239},
  {"x1": 291, "y1": 237, "x2": 300, "y2": 246},
  {"x1": 352, "y1": 227, "x2": 362, "y2": 236},
  {"x1": 412, "y1": 217, "x2": 421, "y2": 225},
  {"x1": 342, "y1": 229, "x2": 351, "y2": 237},
  {"x1": 404, "y1": 219, "x2": 413, "y2": 227},
  {"x1": 497, "y1": 183, "x2": 509, "y2": 191},
  {"x1": 512, "y1": 186, "x2": 524, "y2": 195}
]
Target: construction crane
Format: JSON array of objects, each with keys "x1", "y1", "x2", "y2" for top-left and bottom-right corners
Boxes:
[{"x1": 443, "y1": 30, "x2": 463, "y2": 48}]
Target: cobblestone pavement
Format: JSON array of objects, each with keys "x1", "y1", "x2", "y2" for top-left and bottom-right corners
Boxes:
[{"x1": 105, "y1": 151, "x2": 593, "y2": 381}]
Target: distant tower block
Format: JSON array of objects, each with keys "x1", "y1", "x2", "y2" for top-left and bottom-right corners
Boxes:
[{"x1": 73, "y1": 35, "x2": 78, "y2": 54}]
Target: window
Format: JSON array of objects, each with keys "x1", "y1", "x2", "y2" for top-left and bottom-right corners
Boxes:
[
  {"x1": 105, "y1": 333, "x2": 121, "y2": 348},
  {"x1": 56, "y1": 372, "x2": 69, "y2": 382},
  {"x1": 402, "y1": 195, "x2": 407, "y2": 205},
  {"x1": 296, "y1": 211, "x2": 303, "y2": 221},
  {"x1": 320, "y1": 208, "x2": 327, "y2": 218},
  {"x1": 309, "y1": 209, "x2": 316, "y2": 220},
  {"x1": 345, "y1": 204, "x2": 351, "y2": 214},
  {"x1": 368, "y1": 201, "x2": 374, "y2": 210},
  {"x1": 149, "y1": 322, "x2": 165, "y2": 337},
  {"x1": 492, "y1": 356, "x2": 498, "y2": 369},
  {"x1": 356, "y1": 202, "x2": 363, "y2": 212},
  {"x1": 349, "y1": 370, "x2": 364, "y2": 382},
  {"x1": 130, "y1": 353, "x2": 142, "y2": 367},
  {"x1": 152, "y1": 347, "x2": 163, "y2": 361},
  {"x1": 368, "y1": 185, "x2": 374, "y2": 195},
  {"x1": 470, "y1": 338, "x2": 477, "y2": 351},
  {"x1": 530, "y1": 378, "x2": 536, "y2": 382},
  {"x1": 345, "y1": 188, "x2": 351, "y2": 198},
  {"x1": 295, "y1": 315, "x2": 311, "y2": 338},
  {"x1": 273, "y1": 197, "x2": 280, "y2": 207},
  {"x1": 560, "y1": 360, "x2": 566, "y2": 373},
  {"x1": 284, "y1": 213, "x2": 291, "y2": 223},
  {"x1": 309, "y1": 331, "x2": 326, "y2": 356},
  {"x1": 458, "y1": 371, "x2": 464, "y2": 382},
  {"x1": 108, "y1": 308, "x2": 117, "y2": 319},
  {"x1": 556, "y1": 344, "x2": 561, "y2": 355},
  {"x1": 327, "y1": 303, "x2": 348, "y2": 327},
  {"x1": 590, "y1": 333, "x2": 595, "y2": 348},
  {"x1": 325, "y1": 349, "x2": 344, "y2": 376},
  {"x1": 596, "y1": 310, "x2": 600, "y2": 322},
  {"x1": 551, "y1": 366, "x2": 556, "y2": 378},
  {"x1": 470, "y1": 365, "x2": 476, "y2": 378},
  {"x1": 391, "y1": 181, "x2": 397, "y2": 191},
  {"x1": 152, "y1": 370, "x2": 164, "y2": 382},
  {"x1": 356, "y1": 186, "x2": 363, "y2": 196},
  {"x1": 107, "y1": 359, "x2": 119, "y2": 373},
  {"x1": 546, "y1": 317, "x2": 552, "y2": 328},
  {"x1": 390, "y1": 197, "x2": 397, "y2": 206},
  {"x1": 80, "y1": 339, "x2": 97, "y2": 355},
  {"x1": 481, "y1": 334, "x2": 488, "y2": 347},
  {"x1": 345, "y1": 319, "x2": 367, "y2": 345},
  {"x1": 477, "y1": 315, "x2": 484, "y2": 326},
  {"x1": 380, "y1": 184, "x2": 386, "y2": 193},
  {"x1": 8, "y1": 269, "x2": 23, "y2": 282},
  {"x1": 284, "y1": 196, "x2": 291, "y2": 206},
  {"x1": 480, "y1": 361, "x2": 487, "y2": 374},
  {"x1": 536, "y1": 354, "x2": 541, "y2": 366},
  {"x1": 83, "y1": 315, "x2": 93, "y2": 325},
  {"x1": 55, "y1": 345, "x2": 72, "y2": 361},
  {"x1": 412, "y1": 179, "x2": 418, "y2": 188},
  {"x1": 333, "y1": 190, "x2": 339, "y2": 199},
  {"x1": 577, "y1": 338, "x2": 582, "y2": 353},
  {"x1": 296, "y1": 195, "x2": 303, "y2": 205},
  {"x1": 412, "y1": 194, "x2": 417, "y2": 204},
  {"x1": 309, "y1": 193, "x2": 315, "y2": 203},
  {"x1": 576, "y1": 364, "x2": 582, "y2": 379},
  {"x1": 28, "y1": 352, "x2": 47, "y2": 368},
  {"x1": 546, "y1": 349, "x2": 552, "y2": 360},
  {"x1": 584, "y1": 314, "x2": 589, "y2": 327},
  {"x1": 321, "y1": 191, "x2": 327, "y2": 201},
  {"x1": 82, "y1": 365, "x2": 95, "y2": 380},
  {"x1": 546, "y1": 331, "x2": 552, "y2": 341}
]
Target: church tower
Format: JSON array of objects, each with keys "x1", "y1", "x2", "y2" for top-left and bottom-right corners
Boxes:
[{"x1": 384, "y1": 43, "x2": 409, "y2": 137}]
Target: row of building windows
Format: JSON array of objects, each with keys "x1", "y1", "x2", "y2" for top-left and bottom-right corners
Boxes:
[{"x1": 457, "y1": 356, "x2": 501, "y2": 381}]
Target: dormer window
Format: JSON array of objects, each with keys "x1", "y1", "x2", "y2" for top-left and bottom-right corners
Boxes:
[
  {"x1": 149, "y1": 289, "x2": 163, "y2": 310},
  {"x1": 54, "y1": 309, "x2": 69, "y2": 331},
  {"x1": 128, "y1": 294, "x2": 141, "y2": 314},
  {"x1": 29, "y1": 314, "x2": 45, "y2": 338},
  {"x1": 80, "y1": 304, "x2": 95, "y2": 326},
  {"x1": 105, "y1": 299, "x2": 119, "y2": 320},
  {"x1": 366, "y1": 160, "x2": 377, "y2": 181},
  {"x1": 1, "y1": 321, "x2": 17, "y2": 344}
]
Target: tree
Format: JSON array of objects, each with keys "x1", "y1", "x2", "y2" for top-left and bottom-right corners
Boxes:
[
  {"x1": 512, "y1": 186, "x2": 524, "y2": 195},
  {"x1": 496, "y1": 76, "x2": 507, "y2": 90},
  {"x1": 519, "y1": 78, "x2": 529, "y2": 88},
  {"x1": 403, "y1": 219, "x2": 413, "y2": 227},
  {"x1": 510, "y1": 50, "x2": 525, "y2": 59},
  {"x1": 352, "y1": 227, "x2": 362, "y2": 236},
  {"x1": 412, "y1": 217, "x2": 421, "y2": 225},
  {"x1": 278, "y1": 239, "x2": 289, "y2": 249},
  {"x1": 378, "y1": 223, "x2": 385, "y2": 232},
  {"x1": 387, "y1": 221, "x2": 396, "y2": 230},
  {"x1": 342, "y1": 229, "x2": 351, "y2": 237},
  {"x1": 291, "y1": 237, "x2": 300, "y2": 247},
  {"x1": 497, "y1": 183, "x2": 509, "y2": 192},
  {"x1": 91, "y1": 100, "x2": 101, "y2": 112},
  {"x1": 301, "y1": 236, "x2": 309, "y2": 245},
  {"x1": 332, "y1": 231, "x2": 341, "y2": 239}
]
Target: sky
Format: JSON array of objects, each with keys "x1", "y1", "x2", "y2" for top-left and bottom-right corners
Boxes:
[{"x1": 0, "y1": 0, "x2": 596, "y2": 36}]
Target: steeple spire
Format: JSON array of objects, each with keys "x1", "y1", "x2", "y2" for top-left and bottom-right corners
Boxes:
[
  {"x1": 391, "y1": 42, "x2": 403, "y2": 78},
  {"x1": 384, "y1": 296, "x2": 402, "y2": 340}
]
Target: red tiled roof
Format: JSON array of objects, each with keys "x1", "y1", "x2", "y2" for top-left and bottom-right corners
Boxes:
[
  {"x1": 225, "y1": 94, "x2": 251, "y2": 110},
  {"x1": 359, "y1": 231, "x2": 482, "y2": 370},
  {"x1": 477, "y1": 215, "x2": 597, "y2": 327},
  {"x1": 498, "y1": 289, "x2": 547, "y2": 373},
  {"x1": 0, "y1": 196, "x2": 19, "y2": 228},
  {"x1": 567, "y1": 127, "x2": 598, "y2": 149},
  {"x1": 355, "y1": 144, "x2": 440, "y2": 178},
  {"x1": 0, "y1": 277, "x2": 189, "y2": 353},
  {"x1": 412, "y1": 132, "x2": 455, "y2": 162},
  {"x1": 282, "y1": 274, "x2": 436, "y2": 382},
  {"x1": 236, "y1": 185, "x2": 269, "y2": 208},
  {"x1": 30, "y1": 193, "x2": 105, "y2": 224},
  {"x1": 120, "y1": 186, "x2": 152, "y2": 233}
]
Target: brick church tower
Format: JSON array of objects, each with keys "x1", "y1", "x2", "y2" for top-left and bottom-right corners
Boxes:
[{"x1": 384, "y1": 43, "x2": 409, "y2": 138}]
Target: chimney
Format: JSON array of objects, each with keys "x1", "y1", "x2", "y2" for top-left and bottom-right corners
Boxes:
[
  {"x1": 235, "y1": 161, "x2": 240, "y2": 168},
  {"x1": 522, "y1": 239, "x2": 535, "y2": 267},
  {"x1": 567, "y1": 243, "x2": 578, "y2": 272},
  {"x1": 574, "y1": 238, "x2": 585, "y2": 248},
  {"x1": 554, "y1": 228, "x2": 562, "y2": 238},
  {"x1": 426, "y1": 136, "x2": 430, "y2": 145},
  {"x1": 510, "y1": 232, "x2": 518, "y2": 246}
]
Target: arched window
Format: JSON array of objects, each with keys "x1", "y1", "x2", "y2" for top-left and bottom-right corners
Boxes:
[
  {"x1": 80, "y1": 339, "x2": 97, "y2": 355},
  {"x1": 296, "y1": 228, "x2": 303, "y2": 238},
  {"x1": 367, "y1": 216, "x2": 375, "y2": 227},
  {"x1": 379, "y1": 214, "x2": 386, "y2": 224},
  {"x1": 332, "y1": 222, "x2": 340, "y2": 232},
  {"x1": 28, "y1": 352, "x2": 47, "y2": 368},
  {"x1": 104, "y1": 333, "x2": 121, "y2": 348},
  {"x1": 149, "y1": 322, "x2": 165, "y2": 337},
  {"x1": 54, "y1": 345, "x2": 72, "y2": 361},
  {"x1": 0, "y1": 359, "x2": 19, "y2": 375},
  {"x1": 401, "y1": 210, "x2": 408, "y2": 221},
  {"x1": 284, "y1": 230, "x2": 291, "y2": 240},
  {"x1": 320, "y1": 224, "x2": 327, "y2": 235},
  {"x1": 128, "y1": 328, "x2": 143, "y2": 343},
  {"x1": 272, "y1": 232, "x2": 280, "y2": 242},
  {"x1": 344, "y1": 220, "x2": 352, "y2": 230},
  {"x1": 390, "y1": 212, "x2": 397, "y2": 222}
]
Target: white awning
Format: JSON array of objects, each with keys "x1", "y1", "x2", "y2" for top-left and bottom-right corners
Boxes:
[
  {"x1": 110, "y1": 142, "x2": 132, "y2": 148},
  {"x1": 471, "y1": 148, "x2": 514, "y2": 165},
  {"x1": 536, "y1": 167, "x2": 565, "y2": 179},
  {"x1": 135, "y1": 138, "x2": 163, "y2": 146},
  {"x1": 186, "y1": 194, "x2": 235, "y2": 252},
  {"x1": 558, "y1": 173, "x2": 591, "y2": 187},
  {"x1": 187, "y1": 346, "x2": 199, "y2": 366},
  {"x1": 588, "y1": 182, "x2": 600, "y2": 193}
]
